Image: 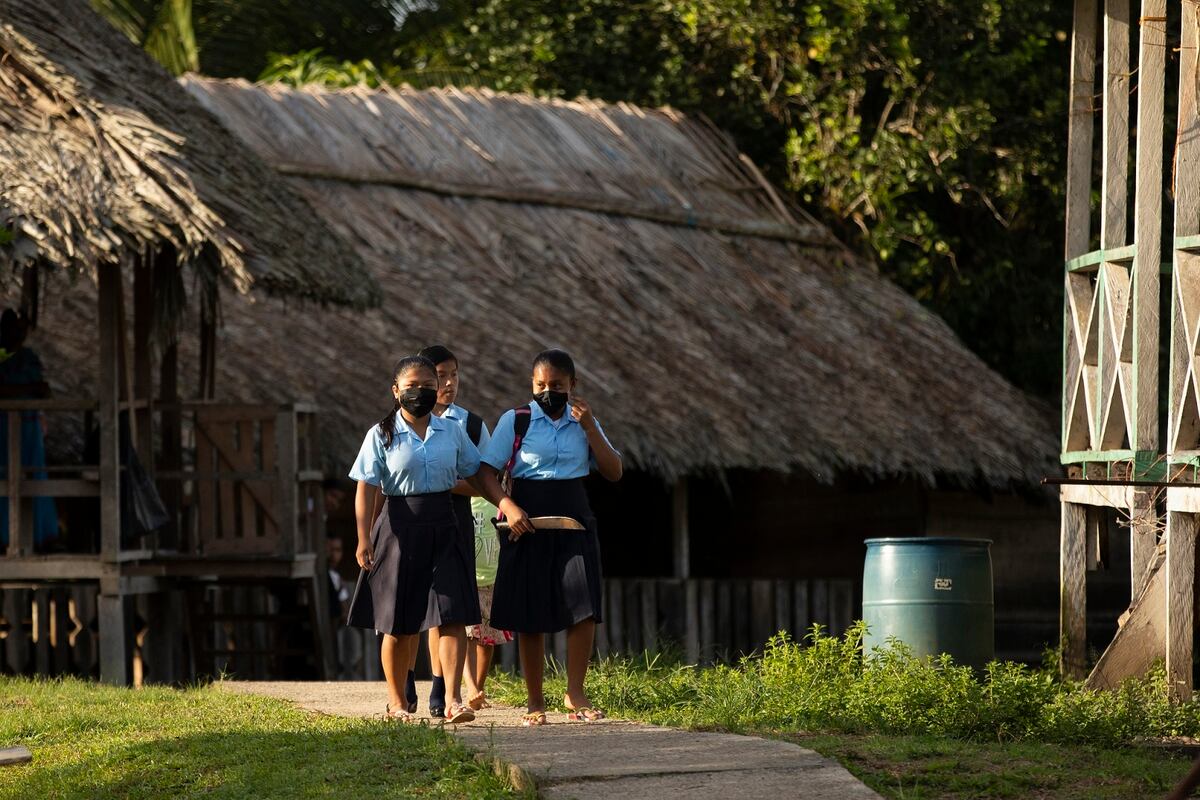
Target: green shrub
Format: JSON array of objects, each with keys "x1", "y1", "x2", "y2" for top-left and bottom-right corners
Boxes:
[{"x1": 493, "y1": 623, "x2": 1200, "y2": 747}]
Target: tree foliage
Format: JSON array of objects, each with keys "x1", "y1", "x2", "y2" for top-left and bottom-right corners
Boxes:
[{"x1": 435, "y1": 1, "x2": 1071, "y2": 397}]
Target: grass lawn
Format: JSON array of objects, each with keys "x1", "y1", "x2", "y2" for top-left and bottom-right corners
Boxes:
[
  {"x1": 784, "y1": 732, "x2": 1189, "y2": 799},
  {"x1": 0, "y1": 677, "x2": 523, "y2": 800},
  {"x1": 487, "y1": 652, "x2": 1196, "y2": 800}
]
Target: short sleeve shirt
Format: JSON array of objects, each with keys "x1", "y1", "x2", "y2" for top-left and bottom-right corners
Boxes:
[
  {"x1": 349, "y1": 412, "x2": 481, "y2": 495},
  {"x1": 480, "y1": 402, "x2": 617, "y2": 480},
  {"x1": 440, "y1": 403, "x2": 492, "y2": 451}
]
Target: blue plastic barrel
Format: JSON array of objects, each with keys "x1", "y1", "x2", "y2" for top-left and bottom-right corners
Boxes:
[{"x1": 862, "y1": 537, "x2": 994, "y2": 669}]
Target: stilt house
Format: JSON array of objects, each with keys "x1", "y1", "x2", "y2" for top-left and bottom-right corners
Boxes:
[{"x1": 0, "y1": 0, "x2": 376, "y2": 684}]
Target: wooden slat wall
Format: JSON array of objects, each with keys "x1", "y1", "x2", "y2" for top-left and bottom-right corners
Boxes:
[
  {"x1": 495, "y1": 577, "x2": 856, "y2": 673},
  {"x1": 0, "y1": 586, "x2": 100, "y2": 678}
]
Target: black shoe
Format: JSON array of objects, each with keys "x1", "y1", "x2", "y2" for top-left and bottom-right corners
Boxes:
[
  {"x1": 429, "y1": 675, "x2": 446, "y2": 719},
  {"x1": 405, "y1": 670, "x2": 418, "y2": 714}
]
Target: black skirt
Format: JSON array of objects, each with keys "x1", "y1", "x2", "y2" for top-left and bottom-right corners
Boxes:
[
  {"x1": 489, "y1": 478, "x2": 603, "y2": 633},
  {"x1": 346, "y1": 491, "x2": 481, "y2": 636}
]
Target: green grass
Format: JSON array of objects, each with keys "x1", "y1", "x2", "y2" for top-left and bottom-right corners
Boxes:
[
  {"x1": 0, "y1": 676, "x2": 524, "y2": 800},
  {"x1": 486, "y1": 626, "x2": 1199, "y2": 799}
]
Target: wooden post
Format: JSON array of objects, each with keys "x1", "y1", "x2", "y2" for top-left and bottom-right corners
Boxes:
[
  {"x1": 672, "y1": 477, "x2": 689, "y2": 579},
  {"x1": 98, "y1": 264, "x2": 127, "y2": 685},
  {"x1": 1065, "y1": 0, "x2": 1097, "y2": 261},
  {"x1": 198, "y1": 302, "x2": 217, "y2": 401},
  {"x1": 6, "y1": 410, "x2": 24, "y2": 557},
  {"x1": 1061, "y1": 501, "x2": 1088, "y2": 678},
  {"x1": 1130, "y1": 488, "x2": 1157, "y2": 590},
  {"x1": 158, "y1": 339, "x2": 181, "y2": 550},
  {"x1": 684, "y1": 579, "x2": 699, "y2": 664},
  {"x1": 1125, "y1": 1, "x2": 1165, "y2": 588},
  {"x1": 276, "y1": 407, "x2": 299, "y2": 557},
  {"x1": 1166, "y1": 511, "x2": 1196, "y2": 701},
  {"x1": 132, "y1": 258, "x2": 154, "y2": 471}
]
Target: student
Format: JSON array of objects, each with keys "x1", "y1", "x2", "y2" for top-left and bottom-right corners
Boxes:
[
  {"x1": 346, "y1": 355, "x2": 527, "y2": 722},
  {"x1": 410, "y1": 344, "x2": 496, "y2": 718},
  {"x1": 479, "y1": 349, "x2": 622, "y2": 726}
]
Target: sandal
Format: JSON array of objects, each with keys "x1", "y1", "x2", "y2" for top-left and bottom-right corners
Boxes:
[
  {"x1": 521, "y1": 711, "x2": 548, "y2": 727},
  {"x1": 384, "y1": 703, "x2": 416, "y2": 723},
  {"x1": 445, "y1": 703, "x2": 476, "y2": 724},
  {"x1": 563, "y1": 695, "x2": 606, "y2": 722},
  {"x1": 468, "y1": 690, "x2": 489, "y2": 711}
]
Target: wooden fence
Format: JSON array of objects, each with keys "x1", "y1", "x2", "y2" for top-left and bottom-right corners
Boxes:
[{"x1": 339, "y1": 576, "x2": 858, "y2": 680}]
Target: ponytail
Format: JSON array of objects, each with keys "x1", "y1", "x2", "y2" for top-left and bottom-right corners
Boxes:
[
  {"x1": 377, "y1": 355, "x2": 437, "y2": 447},
  {"x1": 377, "y1": 398, "x2": 401, "y2": 448}
]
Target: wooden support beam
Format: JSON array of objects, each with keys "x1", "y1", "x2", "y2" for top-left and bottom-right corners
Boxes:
[
  {"x1": 6, "y1": 410, "x2": 25, "y2": 557},
  {"x1": 132, "y1": 257, "x2": 154, "y2": 475},
  {"x1": 1130, "y1": 487, "x2": 1158, "y2": 592},
  {"x1": 158, "y1": 336, "x2": 181, "y2": 550},
  {"x1": 1166, "y1": 511, "x2": 1196, "y2": 701},
  {"x1": 1101, "y1": 0, "x2": 1130, "y2": 249},
  {"x1": 97, "y1": 265, "x2": 122, "y2": 562},
  {"x1": 1066, "y1": 0, "x2": 1098, "y2": 259},
  {"x1": 1132, "y1": 0, "x2": 1165, "y2": 453},
  {"x1": 98, "y1": 592, "x2": 130, "y2": 685},
  {"x1": 1058, "y1": 483, "x2": 1134, "y2": 508},
  {"x1": 1061, "y1": 501, "x2": 1088, "y2": 678},
  {"x1": 672, "y1": 477, "x2": 689, "y2": 579},
  {"x1": 1064, "y1": 0, "x2": 1099, "y2": 449},
  {"x1": 276, "y1": 407, "x2": 299, "y2": 556}
]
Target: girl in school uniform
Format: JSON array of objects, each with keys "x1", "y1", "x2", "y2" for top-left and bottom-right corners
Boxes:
[
  {"x1": 409, "y1": 344, "x2": 501, "y2": 718},
  {"x1": 346, "y1": 355, "x2": 528, "y2": 723},
  {"x1": 479, "y1": 349, "x2": 623, "y2": 726}
]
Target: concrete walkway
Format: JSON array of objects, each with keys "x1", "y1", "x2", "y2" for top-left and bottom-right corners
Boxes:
[{"x1": 221, "y1": 681, "x2": 881, "y2": 799}]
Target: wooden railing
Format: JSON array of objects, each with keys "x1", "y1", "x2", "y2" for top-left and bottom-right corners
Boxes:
[{"x1": 0, "y1": 400, "x2": 323, "y2": 562}]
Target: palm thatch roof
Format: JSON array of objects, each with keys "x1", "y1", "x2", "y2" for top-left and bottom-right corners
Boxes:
[
  {"x1": 183, "y1": 78, "x2": 1059, "y2": 485},
  {"x1": 9, "y1": 76, "x2": 1057, "y2": 485},
  {"x1": 0, "y1": 0, "x2": 376, "y2": 308}
]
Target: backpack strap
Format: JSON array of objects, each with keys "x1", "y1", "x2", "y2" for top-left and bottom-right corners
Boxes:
[
  {"x1": 466, "y1": 411, "x2": 483, "y2": 446},
  {"x1": 504, "y1": 406, "x2": 533, "y2": 473},
  {"x1": 496, "y1": 406, "x2": 533, "y2": 523}
]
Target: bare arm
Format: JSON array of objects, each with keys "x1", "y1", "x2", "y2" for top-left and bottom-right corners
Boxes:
[
  {"x1": 572, "y1": 397, "x2": 622, "y2": 481},
  {"x1": 354, "y1": 480, "x2": 382, "y2": 569},
  {"x1": 450, "y1": 478, "x2": 477, "y2": 497}
]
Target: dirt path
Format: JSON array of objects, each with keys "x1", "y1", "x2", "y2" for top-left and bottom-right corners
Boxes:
[{"x1": 221, "y1": 680, "x2": 881, "y2": 799}]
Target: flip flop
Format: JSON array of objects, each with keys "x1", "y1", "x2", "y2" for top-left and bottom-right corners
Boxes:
[
  {"x1": 445, "y1": 703, "x2": 476, "y2": 724},
  {"x1": 563, "y1": 695, "x2": 606, "y2": 722},
  {"x1": 384, "y1": 703, "x2": 416, "y2": 723},
  {"x1": 521, "y1": 711, "x2": 548, "y2": 727}
]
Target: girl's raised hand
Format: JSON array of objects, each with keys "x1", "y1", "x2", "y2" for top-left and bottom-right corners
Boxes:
[
  {"x1": 570, "y1": 396, "x2": 595, "y2": 430},
  {"x1": 356, "y1": 539, "x2": 375, "y2": 570}
]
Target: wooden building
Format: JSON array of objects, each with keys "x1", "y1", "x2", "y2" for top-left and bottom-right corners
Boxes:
[
  {"x1": 170, "y1": 78, "x2": 1064, "y2": 668},
  {"x1": 1056, "y1": 1, "x2": 1200, "y2": 702},
  {"x1": 0, "y1": 0, "x2": 376, "y2": 684}
]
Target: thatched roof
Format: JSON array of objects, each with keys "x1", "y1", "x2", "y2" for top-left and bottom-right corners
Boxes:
[
  {"x1": 7, "y1": 76, "x2": 1057, "y2": 486},
  {"x1": 181, "y1": 79, "x2": 1059, "y2": 485},
  {"x1": 0, "y1": 0, "x2": 376, "y2": 308}
]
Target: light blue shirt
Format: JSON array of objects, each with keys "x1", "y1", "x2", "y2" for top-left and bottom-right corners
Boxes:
[
  {"x1": 481, "y1": 402, "x2": 617, "y2": 480},
  {"x1": 440, "y1": 403, "x2": 492, "y2": 450},
  {"x1": 349, "y1": 412, "x2": 481, "y2": 495}
]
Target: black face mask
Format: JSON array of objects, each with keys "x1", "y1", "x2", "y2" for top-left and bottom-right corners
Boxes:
[
  {"x1": 398, "y1": 387, "x2": 438, "y2": 418},
  {"x1": 534, "y1": 389, "x2": 570, "y2": 416}
]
